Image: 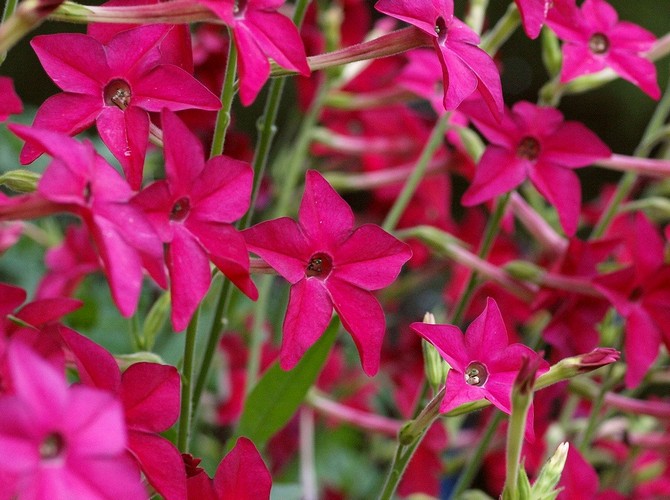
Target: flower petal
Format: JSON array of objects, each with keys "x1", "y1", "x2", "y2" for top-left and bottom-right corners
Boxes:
[
  {"x1": 122, "y1": 363, "x2": 180, "y2": 432},
  {"x1": 624, "y1": 305, "x2": 661, "y2": 388},
  {"x1": 529, "y1": 161, "x2": 581, "y2": 236},
  {"x1": 461, "y1": 146, "x2": 528, "y2": 206},
  {"x1": 213, "y1": 437, "x2": 271, "y2": 500},
  {"x1": 128, "y1": 431, "x2": 186, "y2": 500}
]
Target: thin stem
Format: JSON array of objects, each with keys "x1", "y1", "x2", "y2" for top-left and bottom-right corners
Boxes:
[
  {"x1": 480, "y1": 2, "x2": 520, "y2": 55},
  {"x1": 577, "y1": 362, "x2": 622, "y2": 452},
  {"x1": 378, "y1": 430, "x2": 430, "y2": 500},
  {"x1": 451, "y1": 411, "x2": 505, "y2": 498},
  {"x1": 209, "y1": 38, "x2": 238, "y2": 158},
  {"x1": 382, "y1": 113, "x2": 451, "y2": 232},
  {"x1": 300, "y1": 408, "x2": 318, "y2": 500},
  {"x1": 177, "y1": 307, "x2": 200, "y2": 452},
  {"x1": 449, "y1": 193, "x2": 510, "y2": 325}
]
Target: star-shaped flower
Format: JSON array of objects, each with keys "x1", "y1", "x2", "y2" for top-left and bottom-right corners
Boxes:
[
  {"x1": 195, "y1": 0, "x2": 310, "y2": 105},
  {"x1": 547, "y1": 0, "x2": 660, "y2": 99},
  {"x1": 375, "y1": 0, "x2": 503, "y2": 117},
  {"x1": 133, "y1": 109, "x2": 257, "y2": 331},
  {"x1": 410, "y1": 297, "x2": 548, "y2": 415},
  {"x1": 461, "y1": 99, "x2": 611, "y2": 235},
  {"x1": 243, "y1": 170, "x2": 412, "y2": 376},
  {"x1": 21, "y1": 24, "x2": 221, "y2": 189}
]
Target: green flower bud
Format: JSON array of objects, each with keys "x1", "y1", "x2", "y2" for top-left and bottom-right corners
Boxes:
[{"x1": 0, "y1": 169, "x2": 40, "y2": 193}]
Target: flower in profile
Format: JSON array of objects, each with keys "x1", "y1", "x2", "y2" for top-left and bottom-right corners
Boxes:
[
  {"x1": 375, "y1": 0, "x2": 503, "y2": 117},
  {"x1": 21, "y1": 25, "x2": 221, "y2": 189},
  {"x1": 133, "y1": 109, "x2": 257, "y2": 331},
  {"x1": 461, "y1": 99, "x2": 611, "y2": 235},
  {"x1": 546, "y1": 0, "x2": 660, "y2": 99},
  {"x1": 244, "y1": 170, "x2": 412, "y2": 376},
  {"x1": 410, "y1": 297, "x2": 548, "y2": 415},
  {"x1": 195, "y1": 0, "x2": 310, "y2": 105},
  {"x1": 0, "y1": 77, "x2": 22, "y2": 121},
  {"x1": 515, "y1": 0, "x2": 553, "y2": 39},
  {"x1": 0, "y1": 341, "x2": 146, "y2": 498}
]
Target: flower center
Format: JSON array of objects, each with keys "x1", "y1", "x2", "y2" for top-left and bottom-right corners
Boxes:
[
  {"x1": 464, "y1": 361, "x2": 488, "y2": 387},
  {"x1": 434, "y1": 16, "x2": 448, "y2": 44},
  {"x1": 40, "y1": 432, "x2": 65, "y2": 460},
  {"x1": 232, "y1": 0, "x2": 247, "y2": 16},
  {"x1": 516, "y1": 136, "x2": 541, "y2": 161},
  {"x1": 589, "y1": 33, "x2": 609, "y2": 55},
  {"x1": 629, "y1": 285, "x2": 644, "y2": 303},
  {"x1": 170, "y1": 197, "x2": 191, "y2": 221},
  {"x1": 306, "y1": 253, "x2": 333, "y2": 278},
  {"x1": 104, "y1": 79, "x2": 132, "y2": 110}
]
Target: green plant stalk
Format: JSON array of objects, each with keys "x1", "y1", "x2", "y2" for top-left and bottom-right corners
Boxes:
[
  {"x1": 465, "y1": 0, "x2": 489, "y2": 35},
  {"x1": 0, "y1": 0, "x2": 31, "y2": 62},
  {"x1": 449, "y1": 193, "x2": 510, "y2": 325},
  {"x1": 1, "y1": 0, "x2": 18, "y2": 23},
  {"x1": 503, "y1": 394, "x2": 533, "y2": 499},
  {"x1": 591, "y1": 75, "x2": 670, "y2": 238},
  {"x1": 378, "y1": 434, "x2": 426, "y2": 500},
  {"x1": 209, "y1": 38, "x2": 238, "y2": 158},
  {"x1": 178, "y1": 306, "x2": 200, "y2": 452},
  {"x1": 480, "y1": 2, "x2": 520, "y2": 56},
  {"x1": 382, "y1": 112, "x2": 451, "y2": 232}
]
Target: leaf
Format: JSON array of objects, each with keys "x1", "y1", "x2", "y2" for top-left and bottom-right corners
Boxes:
[{"x1": 235, "y1": 317, "x2": 339, "y2": 447}]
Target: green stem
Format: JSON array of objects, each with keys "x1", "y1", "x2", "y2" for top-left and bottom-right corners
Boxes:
[
  {"x1": 591, "y1": 70, "x2": 670, "y2": 238},
  {"x1": 449, "y1": 193, "x2": 510, "y2": 325},
  {"x1": 480, "y1": 2, "x2": 520, "y2": 56},
  {"x1": 451, "y1": 412, "x2": 505, "y2": 498},
  {"x1": 177, "y1": 307, "x2": 200, "y2": 452},
  {"x1": 577, "y1": 362, "x2": 622, "y2": 452},
  {"x1": 378, "y1": 437, "x2": 426, "y2": 500},
  {"x1": 1, "y1": 0, "x2": 18, "y2": 24},
  {"x1": 209, "y1": 38, "x2": 238, "y2": 158},
  {"x1": 381, "y1": 113, "x2": 451, "y2": 232}
]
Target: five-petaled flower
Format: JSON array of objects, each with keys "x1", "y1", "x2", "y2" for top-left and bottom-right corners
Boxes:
[
  {"x1": 461, "y1": 99, "x2": 611, "y2": 236},
  {"x1": 375, "y1": 0, "x2": 503, "y2": 117},
  {"x1": 21, "y1": 24, "x2": 221, "y2": 189},
  {"x1": 243, "y1": 170, "x2": 412, "y2": 376},
  {"x1": 547, "y1": 0, "x2": 660, "y2": 99},
  {"x1": 410, "y1": 297, "x2": 548, "y2": 416}
]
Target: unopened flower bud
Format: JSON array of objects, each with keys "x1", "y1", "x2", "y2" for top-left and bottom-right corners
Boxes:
[
  {"x1": 141, "y1": 292, "x2": 171, "y2": 351},
  {"x1": 541, "y1": 27, "x2": 562, "y2": 78},
  {"x1": 421, "y1": 312, "x2": 450, "y2": 393},
  {"x1": 531, "y1": 442, "x2": 569, "y2": 497},
  {"x1": 536, "y1": 348, "x2": 620, "y2": 390},
  {"x1": 0, "y1": 169, "x2": 40, "y2": 193},
  {"x1": 504, "y1": 260, "x2": 543, "y2": 282},
  {"x1": 116, "y1": 351, "x2": 167, "y2": 371}
]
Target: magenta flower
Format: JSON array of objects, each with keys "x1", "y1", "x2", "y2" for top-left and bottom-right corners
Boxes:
[
  {"x1": 593, "y1": 213, "x2": 670, "y2": 388},
  {"x1": 133, "y1": 110, "x2": 257, "y2": 331},
  {"x1": 195, "y1": 0, "x2": 310, "y2": 105},
  {"x1": 21, "y1": 24, "x2": 221, "y2": 189},
  {"x1": 375, "y1": 0, "x2": 503, "y2": 117},
  {"x1": 244, "y1": 170, "x2": 412, "y2": 376},
  {"x1": 9, "y1": 124, "x2": 167, "y2": 317},
  {"x1": 547, "y1": 0, "x2": 660, "y2": 99},
  {"x1": 0, "y1": 341, "x2": 146, "y2": 499},
  {"x1": 515, "y1": 0, "x2": 552, "y2": 39},
  {"x1": 410, "y1": 298, "x2": 548, "y2": 415},
  {"x1": 461, "y1": 99, "x2": 611, "y2": 235},
  {"x1": 0, "y1": 77, "x2": 22, "y2": 121}
]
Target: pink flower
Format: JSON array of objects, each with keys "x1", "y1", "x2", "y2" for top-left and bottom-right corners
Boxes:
[
  {"x1": 461, "y1": 99, "x2": 611, "y2": 235},
  {"x1": 375, "y1": 0, "x2": 503, "y2": 117},
  {"x1": 410, "y1": 297, "x2": 548, "y2": 415},
  {"x1": 195, "y1": 0, "x2": 310, "y2": 105},
  {"x1": 0, "y1": 77, "x2": 22, "y2": 121},
  {"x1": 8, "y1": 124, "x2": 167, "y2": 317},
  {"x1": 515, "y1": 0, "x2": 552, "y2": 39},
  {"x1": 593, "y1": 213, "x2": 670, "y2": 388},
  {"x1": 21, "y1": 24, "x2": 221, "y2": 189},
  {"x1": 0, "y1": 341, "x2": 146, "y2": 499},
  {"x1": 244, "y1": 170, "x2": 412, "y2": 376},
  {"x1": 185, "y1": 438, "x2": 271, "y2": 500},
  {"x1": 547, "y1": 0, "x2": 660, "y2": 99},
  {"x1": 133, "y1": 109, "x2": 257, "y2": 331}
]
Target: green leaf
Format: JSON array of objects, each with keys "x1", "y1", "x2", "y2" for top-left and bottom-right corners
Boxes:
[{"x1": 235, "y1": 317, "x2": 339, "y2": 447}]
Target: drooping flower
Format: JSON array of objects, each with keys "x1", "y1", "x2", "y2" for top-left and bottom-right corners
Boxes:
[
  {"x1": 8, "y1": 124, "x2": 167, "y2": 317},
  {"x1": 546, "y1": 0, "x2": 660, "y2": 99},
  {"x1": 21, "y1": 24, "x2": 221, "y2": 189},
  {"x1": 244, "y1": 170, "x2": 412, "y2": 376},
  {"x1": 133, "y1": 109, "x2": 257, "y2": 331},
  {"x1": 375, "y1": 0, "x2": 503, "y2": 117},
  {"x1": 0, "y1": 341, "x2": 146, "y2": 499},
  {"x1": 515, "y1": 0, "x2": 553, "y2": 39},
  {"x1": 593, "y1": 212, "x2": 670, "y2": 388},
  {"x1": 461, "y1": 99, "x2": 611, "y2": 235},
  {"x1": 410, "y1": 297, "x2": 548, "y2": 415},
  {"x1": 194, "y1": 0, "x2": 310, "y2": 105},
  {"x1": 0, "y1": 77, "x2": 22, "y2": 121}
]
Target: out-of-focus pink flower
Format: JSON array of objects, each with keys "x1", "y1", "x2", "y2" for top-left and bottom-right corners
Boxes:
[
  {"x1": 0, "y1": 341, "x2": 146, "y2": 499},
  {"x1": 411, "y1": 298, "x2": 548, "y2": 416},
  {"x1": 375, "y1": 0, "x2": 503, "y2": 116},
  {"x1": 461, "y1": 99, "x2": 611, "y2": 235},
  {"x1": 547, "y1": 0, "x2": 660, "y2": 98},
  {"x1": 0, "y1": 222, "x2": 22, "y2": 255},
  {"x1": 133, "y1": 110, "x2": 257, "y2": 331},
  {"x1": 244, "y1": 170, "x2": 412, "y2": 376},
  {"x1": 21, "y1": 25, "x2": 220, "y2": 189},
  {"x1": 0, "y1": 77, "x2": 22, "y2": 122}
]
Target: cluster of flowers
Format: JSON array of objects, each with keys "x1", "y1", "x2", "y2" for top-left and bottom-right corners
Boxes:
[{"x1": 0, "y1": 0, "x2": 669, "y2": 497}]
